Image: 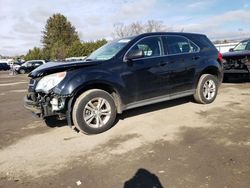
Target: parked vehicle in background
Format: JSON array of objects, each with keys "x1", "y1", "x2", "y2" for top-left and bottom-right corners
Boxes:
[
  {"x1": 223, "y1": 39, "x2": 250, "y2": 79},
  {"x1": 0, "y1": 62, "x2": 10, "y2": 71},
  {"x1": 24, "y1": 32, "x2": 223, "y2": 134},
  {"x1": 12, "y1": 61, "x2": 24, "y2": 71},
  {"x1": 1, "y1": 59, "x2": 14, "y2": 66},
  {"x1": 16, "y1": 60, "x2": 47, "y2": 74}
]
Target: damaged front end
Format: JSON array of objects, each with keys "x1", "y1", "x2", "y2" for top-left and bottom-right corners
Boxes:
[
  {"x1": 24, "y1": 60, "x2": 99, "y2": 124},
  {"x1": 24, "y1": 71, "x2": 70, "y2": 121},
  {"x1": 222, "y1": 50, "x2": 250, "y2": 78},
  {"x1": 24, "y1": 91, "x2": 67, "y2": 119},
  {"x1": 224, "y1": 56, "x2": 250, "y2": 73}
]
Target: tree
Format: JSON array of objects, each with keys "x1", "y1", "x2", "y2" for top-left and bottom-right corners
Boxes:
[
  {"x1": 67, "y1": 39, "x2": 107, "y2": 57},
  {"x1": 67, "y1": 41, "x2": 84, "y2": 57},
  {"x1": 113, "y1": 20, "x2": 168, "y2": 38},
  {"x1": 50, "y1": 41, "x2": 68, "y2": 60},
  {"x1": 25, "y1": 47, "x2": 44, "y2": 61},
  {"x1": 42, "y1": 13, "x2": 80, "y2": 59}
]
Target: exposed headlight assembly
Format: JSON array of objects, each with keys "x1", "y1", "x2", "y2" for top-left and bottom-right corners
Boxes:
[{"x1": 35, "y1": 72, "x2": 66, "y2": 93}]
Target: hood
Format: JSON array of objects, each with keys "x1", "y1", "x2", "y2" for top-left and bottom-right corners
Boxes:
[
  {"x1": 222, "y1": 50, "x2": 250, "y2": 58},
  {"x1": 29, "y1": 60, "x2": 100, "y2": 78}
]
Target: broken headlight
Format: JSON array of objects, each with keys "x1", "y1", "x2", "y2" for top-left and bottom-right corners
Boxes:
[{"x1": 35, "y1": 72, "x2": 66, "y2": 93}]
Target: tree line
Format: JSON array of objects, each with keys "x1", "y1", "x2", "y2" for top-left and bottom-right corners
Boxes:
[{"x1": 25, "y1": 13, "x2": 166, "y2": 61}]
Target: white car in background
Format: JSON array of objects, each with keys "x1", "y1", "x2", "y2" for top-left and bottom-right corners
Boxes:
[{"x1": 15, "y1": 60, "x2": 47, "y2": 74}]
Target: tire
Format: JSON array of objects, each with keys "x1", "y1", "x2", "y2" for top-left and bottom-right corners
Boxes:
[
  {"x1": 194, "y1": 74, "x2": 218, "y2": 104},
  {"x1": 19, "y1": 69, "x2": 26, "y2": 74},
  {"x1": 72, "y1": 89, "x2": 117, "y2": 134}
]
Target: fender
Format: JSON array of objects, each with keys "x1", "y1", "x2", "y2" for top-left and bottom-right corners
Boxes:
[{"x1": 52, "y1": 67, "x2": 129, "y2": 112}]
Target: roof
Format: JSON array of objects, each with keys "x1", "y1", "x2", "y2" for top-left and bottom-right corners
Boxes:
[{"x1": 135, "y1": 32, "x2": 206, "y2": 38}]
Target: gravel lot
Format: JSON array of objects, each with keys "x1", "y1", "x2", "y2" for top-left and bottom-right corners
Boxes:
[{"x1": 0, "y1": 71, "x2": 250, "y2": 188}]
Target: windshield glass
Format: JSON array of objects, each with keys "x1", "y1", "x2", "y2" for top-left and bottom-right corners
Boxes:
[
  {"x1": 234, "y1": 41, "x2": 248, "y2": 51},
  {"x1": 87, "y1": 38, "x2": 132, "y2": 61},
  {"x1": 22, "y1": 62, "x2": 28, "y2": 67}
]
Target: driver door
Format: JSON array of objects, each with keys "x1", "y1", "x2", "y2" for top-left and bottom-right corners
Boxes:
[{"x1": 122, "y1": 36, "x2": 170, "y2": 102}]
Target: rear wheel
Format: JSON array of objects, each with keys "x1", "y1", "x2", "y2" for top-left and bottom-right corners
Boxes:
[
  {"x1": 194, "y1": 74, "x2": 218, "y2": 104},
  {"x1": 72, "y1": 89, "x2": 117, "y2": 134}
]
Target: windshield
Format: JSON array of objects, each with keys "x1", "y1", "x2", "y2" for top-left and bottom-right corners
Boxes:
[
  {"x1": 22, "y1": 62, "x2": 28, "y2": 67},
  {"x1": 234, "y1": 40, "x2": 249, "y2": 51},
  {"x1": 87, "y1": 38, "x2": 132, "y2": 61}
]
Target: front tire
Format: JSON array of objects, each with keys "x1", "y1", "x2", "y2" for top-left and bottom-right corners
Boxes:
[
  {"x1": 72, "y1": 89, "x2": 117, "y2": 134},
  {"x1": 194, "y1": 74, "x2": 218, "y2": 104}
]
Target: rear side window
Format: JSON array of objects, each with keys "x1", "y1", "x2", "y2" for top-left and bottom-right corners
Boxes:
[
  {"x1": 165, "y1": 36, "x2": 199, "y2": 55},
  {"x1": 191, "y1": 35, "x2": 215, "y2": 50}
]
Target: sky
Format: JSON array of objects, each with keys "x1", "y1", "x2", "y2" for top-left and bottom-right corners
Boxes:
[{"x1": 0, "y1": 0, "x2": 250, "y2": 56}]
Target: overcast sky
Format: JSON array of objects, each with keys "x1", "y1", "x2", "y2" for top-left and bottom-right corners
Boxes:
[{"x1": 1, "y1": 0, "x2": 250, "y2": 56}]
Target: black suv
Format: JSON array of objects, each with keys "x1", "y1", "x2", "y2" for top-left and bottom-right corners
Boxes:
[{"x1": 24, "y1": 32, "x2": 223, "y2": 134}]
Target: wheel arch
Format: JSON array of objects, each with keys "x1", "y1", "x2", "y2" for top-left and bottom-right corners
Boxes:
[
  {"x1": 71, "y1": 81, "x2": 123, "y2": 114},
  {"x1": 196, "y1": 65, "x2": 221, "y2": 87}
]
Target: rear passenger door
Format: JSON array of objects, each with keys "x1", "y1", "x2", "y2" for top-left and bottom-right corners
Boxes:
[{"x1": 163, "y1": 35, "x2": 200, "y2": 94}]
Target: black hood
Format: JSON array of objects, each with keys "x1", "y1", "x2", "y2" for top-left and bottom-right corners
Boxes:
[
  {"x1": 29, "y1": 60, "x2": 100, "y2": 78},
  {"x1": 222, "y1": 50, "x2": 250, "y2": 58}
]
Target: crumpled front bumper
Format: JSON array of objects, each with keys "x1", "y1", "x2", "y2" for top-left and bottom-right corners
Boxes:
[
  {"x1": 23, "y1": 96, "x2": 42, "y2": 116},
  {"x1": 24, "y1": 94, "x2": 71, "y2": 122},
  {"x1": 24, "y1": 95, "x2": 56, "y2": 118}
]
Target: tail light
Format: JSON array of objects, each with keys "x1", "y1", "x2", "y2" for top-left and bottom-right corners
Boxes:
[{"x1": 218, "y1": 52, "x2": 223, "y2": 63}]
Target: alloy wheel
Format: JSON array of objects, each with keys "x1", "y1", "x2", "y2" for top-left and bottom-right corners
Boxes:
[{"x1": 83, "y1": 97, "x2": 111, "y2": 128}]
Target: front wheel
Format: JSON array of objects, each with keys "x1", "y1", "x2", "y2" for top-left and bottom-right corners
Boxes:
[
  {"x1": 194, "y1": 74, "x2": 218, "y2": 104},
  {"x1": 72, "y1": 89, "x2": 117, "y2": 134}
]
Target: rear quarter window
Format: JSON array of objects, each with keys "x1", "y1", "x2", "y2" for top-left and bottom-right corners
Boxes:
[{"x1": 190, "y1": 35, "x2": 216, "y2": 50}]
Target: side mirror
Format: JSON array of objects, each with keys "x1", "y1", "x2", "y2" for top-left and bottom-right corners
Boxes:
[
  {"x1": 229, "y1": 48, "x2": 234, "y2": 52},
  {"x1": 125, "y1": 49, "x2": 144, "y2": 62}
]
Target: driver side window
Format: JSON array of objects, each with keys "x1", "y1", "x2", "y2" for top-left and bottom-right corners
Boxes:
[
  {"x1": 129, "y1": 36, "x2": 163, "y2": 58},
  {"x1": 27, "y1": 62, "x2": 33, "y2": 67}
]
